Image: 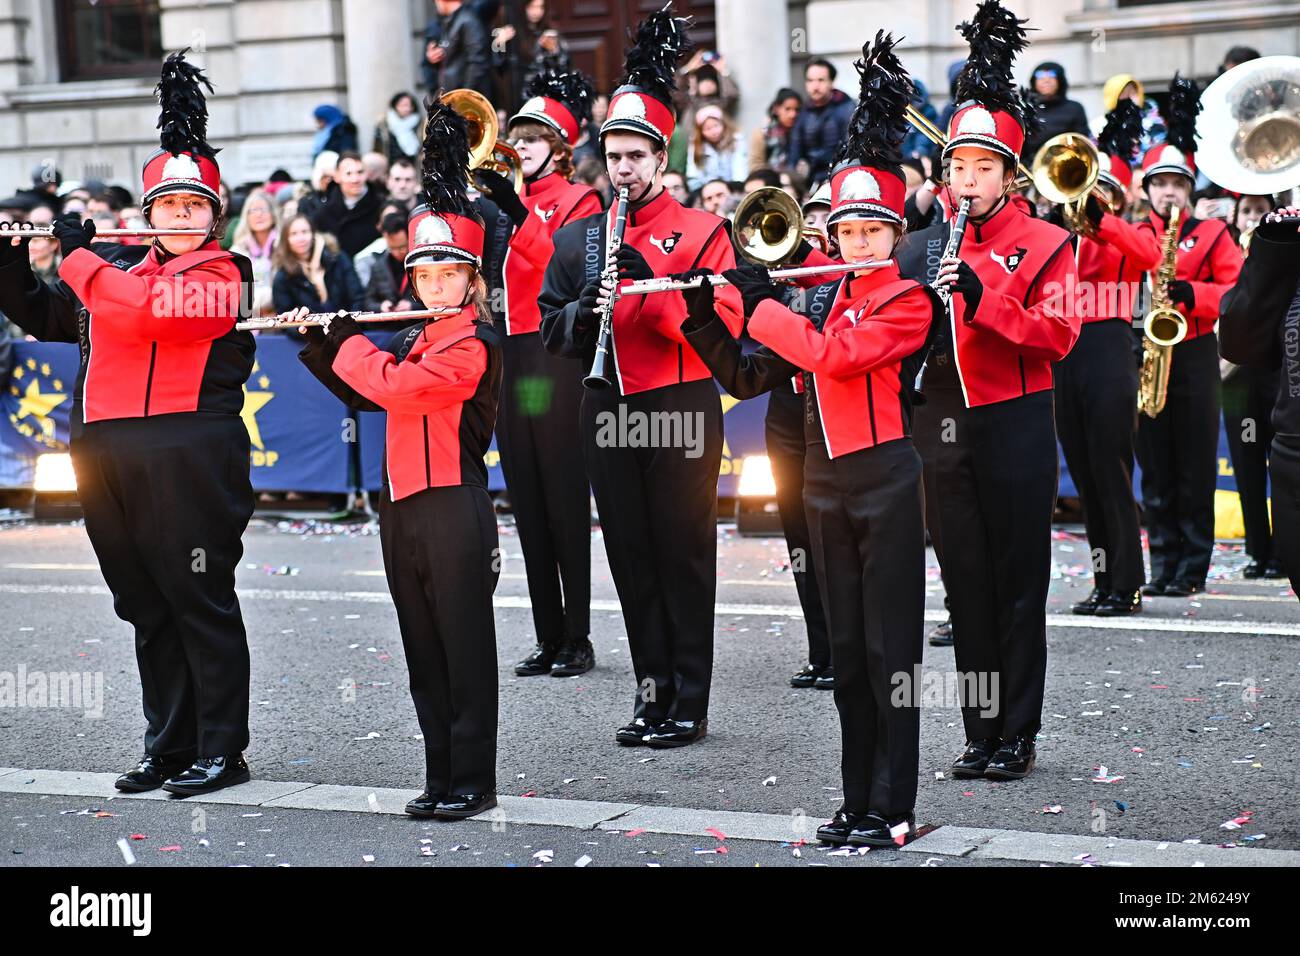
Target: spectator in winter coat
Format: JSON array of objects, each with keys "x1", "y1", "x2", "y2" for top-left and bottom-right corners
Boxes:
[
  {"x1": 787, "y1": 58, "x2": 856, "y2": 188},
  {"x1": 1021, "y1": 61, "x2": 1089, "y2": 164},
  {"x1": 308, "y1": 152, "x2": 383, "y2": 259},
  {"x1": 270, "y1": 214, "x2": 365, "y2": 324},
  {"x1": 424, "y1": 0, "x2": 494, "y2": 99},
  {"x1": 312, "y1": 105, "x2": 358, "y2": 158}
]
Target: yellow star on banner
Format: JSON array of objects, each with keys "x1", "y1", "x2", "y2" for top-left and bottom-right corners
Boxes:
[
  {"x1": 240, "y1": 362, "x2": 274, "y2": 450},
  {"x1": 719, "y1": 393, "x2": 741, "y2": 461},
  {"x1": 15, "y1": 378, "x2": 66, "y2": 424}
]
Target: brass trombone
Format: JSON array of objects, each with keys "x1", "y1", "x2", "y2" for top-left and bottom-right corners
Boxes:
[
  {"x1": 732, "y1": 187, "x2": 829, "y2": 267},
  {"x1": 441, "y1": 89, "x2": 524, "y2": 194},
  {"x1": 1030, "y1": 132, "x2": 1109, "y2": 237}
]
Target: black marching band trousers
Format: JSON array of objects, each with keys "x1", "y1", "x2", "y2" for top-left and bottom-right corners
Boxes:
[
  {"x1": 1054, "y1": 319, "x2": 1146, "y2": 593},
  {"x1": 495, "y1": 331, "x2": 591, "y2": 646},
  {"x1": 379, "y1": 483, "x2": 500, "y2": 795},
  {"x1": 1222, "y1": 365, "x2": 1278, "y2": 564},
  {"x1": 580, "y1": 376, "x2": 723, "y2": 723},
  {"x1": 803, "y1": 437, "x2": 925, "y2": 814},
  {"x1": 765, "y1": 387, "x2": 831, "y2": 668},
  {"x1": 1135, "y1": 332, "x2": 1222, "y2": 586},
  {"x1": 71, "y1": 413, "x2": 255, "y2": 760}
]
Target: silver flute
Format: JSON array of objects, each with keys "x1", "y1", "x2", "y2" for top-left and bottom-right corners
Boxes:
[{"x1": 237, "y1": 307, "x2": 460, "y2": 332}]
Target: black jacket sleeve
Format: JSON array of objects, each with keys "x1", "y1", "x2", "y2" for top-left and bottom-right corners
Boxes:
[
  {"x1": 682, "y1": 314, "x2": 799, "y2": 400},
  {"x1": 297, "y1": 333, "x2": 385, "y2": 412},
  {"x1": 538, "y1": 224, "x2": 594, "y2": 360},
  {"x1": 0, "y1": 249, "x2": 81, "y2": 343},
  {"x1": 1219, "y1": 227, "x2": 1300, "y2": 369}
]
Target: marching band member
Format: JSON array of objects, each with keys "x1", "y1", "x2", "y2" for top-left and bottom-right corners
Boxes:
[
  {"x1": 907, "y1": 0, "x2": 1080, "y2": 781},
  {"x1": 539, "y1": 5, "x2": 744, "y2": 749},
  {"x1": 1055, "y1": 99, "x2": 1151, "y2": 615},
  {"x1": 679, "y1": 33, "x2": 938, "y2": 845},
  {"x1": 473, "y1": 67, "x2": 603, "y2": 679},
  {"x1": 1134, "y1": 75, "x2": 1243, "y2": 598},
  {"x1": 1220, "y1": 206, "x2": 1300, "y2": 594},
  {"x1": 298, "y1": 100, "x2": 503, "y2": 820},
  {"x1": 0, "y1": 51, "x2": 258, "y2": 796}
]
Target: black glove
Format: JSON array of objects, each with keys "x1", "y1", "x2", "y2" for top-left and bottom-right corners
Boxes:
[
  {"x1": 1167, "y1": 279, "x2": 1195, "y2": 313},
  {"x1": 0, "y1": 232, "x2": 29, "y2": 267},
  {"x1": 950, "y1": 260, "x2": 984, "y2": 316},
  {"x1": 476, "y1": 169, "x2": 528, "y2": 227},
  {"x1": 722, "y1": 262, "x2": 780, "y2": 318},
  {"x1": 1083, "y1": 193, "x2": 1107, "y2": 232},
  {"x1": 674, "y1": 268, "x2": 716, "y2": 333},
  {"x1": 790, "y1": 238, "x2": 815, "y2": 264},
  {"x1": 297, "y1": 323, "x2": 326, "y2": 345},
  {"x1": 52, "y1": 215, "x2": 95, "y2": 258},
  {"x1": 614, "y1": 245, "x2": 654, "y2": 284},
  {"x1": 575, "y1": 279, "x2": 603, "y2": 339},
  {"x1": 323, "y1": 309, "x2": 363, "y2": 347}
]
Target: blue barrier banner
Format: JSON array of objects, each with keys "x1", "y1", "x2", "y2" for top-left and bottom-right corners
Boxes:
[{"x1": 0, "y1": 337, "x2": 1246, "y2": 499}]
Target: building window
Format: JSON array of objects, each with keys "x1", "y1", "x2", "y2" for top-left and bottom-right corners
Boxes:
[{"x1": 56, "y1": 0, "x2": 163, "y2": 82}]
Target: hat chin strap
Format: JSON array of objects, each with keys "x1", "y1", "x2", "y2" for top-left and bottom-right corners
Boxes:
[{"x1": 525, "y1": 149, "x2": 556, "y2": 185}]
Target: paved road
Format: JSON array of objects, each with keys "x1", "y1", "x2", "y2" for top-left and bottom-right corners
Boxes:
[{"x1": 0, "y1": 512, "x2": 1294, "y2": 866}]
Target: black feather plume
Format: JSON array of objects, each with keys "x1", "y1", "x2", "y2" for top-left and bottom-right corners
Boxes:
[
  {"x1": 834, "y1": 31, "x2": 913, "y2": 172},
  {"x1": 524, "y1": 66, "x2": 597, "y2": 126},
  {"x1": 617, "y1": 2, "x2": 693, "y2": 106},
  {"x1": 155, "y1": 48, "x2": 218, "y2": 159},
  {"x1": 1164, "y1": 72, "x2": 1202, "y2": 156},
  {"x1": 953, "y1": 0, "x2": 1034, "y2": 123},
  {"x1": 1017, "y1": 85, "x2": 1042, "y2": 142},
  {"x1": 1097, "y1": 98, "x2": 1144, "y2": 163},
  {"x1": 419, "y1": 94, "x2": 481, "y2": 223}
]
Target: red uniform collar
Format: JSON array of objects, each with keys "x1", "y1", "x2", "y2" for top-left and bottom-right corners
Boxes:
[
  {"x1": 965, "y1": 196, "x2": 1025, "y2": 244},
  {"x1": 524, "y1": 171, "x2": 568, "y2": 199},
  {"x1": 416, "y1": 306, "x2": 479, "y2": 348},
  {"x1": 149, "y1": 238, "x2": 224, "y2": 265},
  {"x1": 840, "y1": 260, "x2": 902, "y2": 300},
  {"x1": 622, "y1": 187, "x2": 676, "y2": 228}
]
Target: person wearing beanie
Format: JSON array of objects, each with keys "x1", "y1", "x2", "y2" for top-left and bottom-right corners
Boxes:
[
  {"x1": 297, "y1": 97, "x2": 503, "y2": 821},
  {"x1": 1134, "y1": 74, "x2": 1243, "y2": 599},
  {"x1": 539, "y1": 3, "x2": 745, "y2": 750},
  {"x1": 473, "y1": 66, "x2": 604, "y2": 679},
  {"x1": 0, "y1": 49, "x2": 258, "y2": 797}
]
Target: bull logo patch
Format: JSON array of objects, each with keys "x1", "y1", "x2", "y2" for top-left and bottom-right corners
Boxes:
[
  {"x1": 649, "y1": 231, "x2": 683, "y2": 256},
  {"x1": 535, "y1": 203, "x2": 557, "y2": 223},
  {"x1": 1178, "y1": 236, "x2": 1198, "y2": 252},
  {"x1": 991, "y1": 246, "x2": 1028, "y2": 274}
]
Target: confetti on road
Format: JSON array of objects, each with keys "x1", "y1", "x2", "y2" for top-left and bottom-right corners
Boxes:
[{"x1": 116, "y1": 839, "x2": 136, "y2": 865}]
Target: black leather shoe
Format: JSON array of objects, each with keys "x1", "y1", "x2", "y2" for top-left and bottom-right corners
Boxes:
[
  {"x1": 643, "y1": 718, "x2": 707, "y2": 748},
  {"x1": 929, "y1": 618, "x2": 954, "y2": 647},
  {"x1": 1242, "y1": 559, "x2": 1265, "y2": 579},
  {"x1": 816, "y1": 807, "x2": 872, "y2": 845},
  {"x1": 405, "y1": 790, "x2": 445, "y2": 818},
  {"x1": 1142, "y1": 578, "x2": 1170, "y2": 597},
  {"x1": 1071, "y1": 587, "x2": 1107, "y2": 615},
  {"x1": 1163, "y1": 578, "x2": 1204, "y2": 597},
  {"x1": 848, "y1": 811, "x2": 916, "y2": 848},
  {"x1": 950, "y1": 738, "x2": 1001, "y2": 778},
  {"x1": 1263, "y1": 558, "x2": 1287, "y2": 579},
  {"x1": 550, "y1": 639, "x2": 595, "y2": 676},
  {"x1": 984, "y1": 735, "x2": 1036, "y2": 780},
  {"x1": 1095, "y1": 589, "x2": 1142, "y2": 616},
  {"x1": 615, "y1": 717, "x2": 655, "y2": 746},
  {"x1": 161, "y1": 755, "x2": 250, "y2": 796},
  {"x1": 813, "y1": 667, "x2": 836, "y2": 690},
  {"x1": 790, "y1": 662, "x2": 828, "y2": 688},
  {"x1": 514, "y1": 642, "x2": 559, "y2": 676},
  {"x1": 433, "y1": 793, "x2": 497, "y2": 819},
  {"x1": 114, "y1": 754, "x2": 194, "y2": 793}
]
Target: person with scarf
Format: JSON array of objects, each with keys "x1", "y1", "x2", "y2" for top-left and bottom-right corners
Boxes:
[
  {"x1": 312, "y1": 103, "x2": 358, "y2": 158},
  {"x1": 372, "y1": 92, "x2": 423, "y2": 165}
]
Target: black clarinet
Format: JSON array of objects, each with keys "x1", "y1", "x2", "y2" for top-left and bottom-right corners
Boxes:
[
  {"x1": 913, "y1": 196, "x2": 972, "y2": 395},
  {"x1": 583, "y1": 186, "x2": 631, "y2": 390}
]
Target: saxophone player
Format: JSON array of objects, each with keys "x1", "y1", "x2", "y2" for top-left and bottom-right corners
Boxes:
[{"x1": 1133, "y1": 75, "x2": 1243, "y2": 599}]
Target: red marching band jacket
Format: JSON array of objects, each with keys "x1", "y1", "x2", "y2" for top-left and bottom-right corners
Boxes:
[
  {"x1": 331, "y1": 308, "x2": 499, "y2": 502},
  {"x1": 1134, "y1": 211, "x2": 1243, "y2": 341},
  {"x1": 748, "y1": 262, "x2": 934, "y2": 459},
  {"x1": 57, "y1": 243, "x2": 248, "y2": 423},
  {"x1": 1076, "y1": 213, "x2": 1161, "y2": 325},
  {"x1": 946, "y1": 199, "x2": 1080, "y2": 408},
  {"x1": 608, "y1": 189, "x2": 745, "y2": 394},
  {"x1": 503, "y1": 172, "x2": 602, "y2": 335}
]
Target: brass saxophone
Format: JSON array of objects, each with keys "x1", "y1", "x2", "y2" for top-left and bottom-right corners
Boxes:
[{"x1": 1137, "y1": 205, "x2": 1188, "y2": 418}]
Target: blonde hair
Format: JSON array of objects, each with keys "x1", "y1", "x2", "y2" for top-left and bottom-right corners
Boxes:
[
  {"x1": 232, "y1": 188, "x2": 281, "y2": 250},
  {"x1": 692, "y1": 112, "x2": 740, "y2": 167}
]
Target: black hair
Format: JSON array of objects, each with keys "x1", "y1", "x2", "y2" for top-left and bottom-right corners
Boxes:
[
  {"x1": 389, "y1": 90, "x2": 418, "y2": 111},
  {"x1": 744, "y1": 167, "x2": 783, "y2": 189},
  {"x1": 381, "y1": 212, "x2": 408, "y2": 235},
  {"x1": 806, "y1": 58, "x2": 837, "y2": 82}
]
